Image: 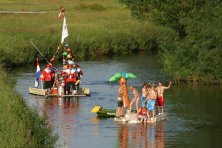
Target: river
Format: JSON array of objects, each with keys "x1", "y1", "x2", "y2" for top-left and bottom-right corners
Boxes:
[{"x1": 15, "y1": 54, "x2": 222, "y2": 147}]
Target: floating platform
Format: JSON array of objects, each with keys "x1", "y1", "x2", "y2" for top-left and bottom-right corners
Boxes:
[
  {"x1": 91, "y1": 105, "x2": 167, "y2": 123},
  {"x1": 114, "y1": 112, "x2": 167, "y2": 124},
  {"x1": 29, "y1": 87, "x2": 91, "y2": 97}
]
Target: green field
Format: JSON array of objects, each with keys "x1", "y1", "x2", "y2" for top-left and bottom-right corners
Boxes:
[{"x1": 0, "y1": 0, "x2": 171, "y2": 66}]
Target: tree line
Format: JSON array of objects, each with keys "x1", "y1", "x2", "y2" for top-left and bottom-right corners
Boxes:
[{"x1": 120, "y1": 0, "x2": 222, "y2": 84}]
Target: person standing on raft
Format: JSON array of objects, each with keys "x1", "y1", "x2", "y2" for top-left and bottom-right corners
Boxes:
[
  {"x1": 145, "y1": 85, "x2": 157, "y2": 122},
  {"x1": 156, "y1": 81, "x2": 172, "y2": 114},
  {"x1": 129, "y1": 86, "x2": 140, "y2": 113},
  {"x1": 64, "y1": 64, "x2": 77, "y2": 95},
  {"x1": 141, "y1": 82, "x2": 148, "y2": 106},
  {"x1": 115, "y1": 82, "x2": 125, "y2": 117},
  {"x1": 40, "y1": 64, "x2": 52, "y2": 94}
]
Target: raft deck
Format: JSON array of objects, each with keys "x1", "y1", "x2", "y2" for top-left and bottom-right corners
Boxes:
[{"x1": 29, "y1": 87, "x2": 91, "y2": 97}]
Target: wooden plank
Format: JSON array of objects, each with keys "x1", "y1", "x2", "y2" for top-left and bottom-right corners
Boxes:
[
  {"x1": 47, "y1": 94, "x2": 87, "y2": 97},
  {"x1": 29, "y1": 87, "x2": 46, "y2": 96},
  {"x1": 29, "y1": 87, "x2": 90, "y2": 97}
]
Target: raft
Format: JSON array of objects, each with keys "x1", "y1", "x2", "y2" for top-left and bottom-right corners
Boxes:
[
  {"x1": 114, "y1": 112, "x2": 167, "y2": 123},
  {"x1": 29, "y1": 87, "x2": 91, "y2": 97},
  {"x1": 91, "y1": 105, "x2": 167, "y2": 123}
]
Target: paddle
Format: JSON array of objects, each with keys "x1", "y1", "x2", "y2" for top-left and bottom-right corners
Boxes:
[{"x1": 30, "y1": 40, "x2": 50, "y2": 64}]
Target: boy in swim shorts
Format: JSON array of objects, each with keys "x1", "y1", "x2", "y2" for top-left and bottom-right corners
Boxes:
[
  {"x1": 145, "y1": 85, "x2": 157, "y2": 121},
  {"x1": 156, "y1": 81, "x2": 171, "y2": 114}
]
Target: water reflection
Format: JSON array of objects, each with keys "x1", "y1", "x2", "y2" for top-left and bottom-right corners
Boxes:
[
  {"x1": 116, "y1": 122, "x2": 164, "y2": 148},
  {"x1": 44, "y1": 97, "x2": 81, "y2": 147}
]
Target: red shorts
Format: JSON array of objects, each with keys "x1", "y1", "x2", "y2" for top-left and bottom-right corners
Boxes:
[{"x1": 156, "y1": 96, "x2": 164, "y2": 107}]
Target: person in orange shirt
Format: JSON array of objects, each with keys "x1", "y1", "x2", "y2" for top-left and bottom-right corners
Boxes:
[
  {"x1": 64, "y1": 65, "x2": 77, "y2": 95},
  {"x1": 40, "y1": 65, "x2": 52, "y2": 93}
]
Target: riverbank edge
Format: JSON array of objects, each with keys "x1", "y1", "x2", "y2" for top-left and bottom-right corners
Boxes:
[
  {"x1": 0, "y1": 66, "x2": 57, "y2": 147},
  {"x1": 3, "y1": 51, "x2": 222, "y2": 85}
]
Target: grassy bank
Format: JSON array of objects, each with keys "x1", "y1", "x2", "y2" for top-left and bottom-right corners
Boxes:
[
  {"x1": 0, "y1": 0, "x2": 172, "y2": 66},
  {"x1": 0, "y1": 66, "x2": 57, "y2": 147}
]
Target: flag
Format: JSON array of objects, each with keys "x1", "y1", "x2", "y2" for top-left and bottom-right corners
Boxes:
[
  {"x1": 58, "y1": 6, "x2": 65, "y2": 19},
  {"x1": 61, "y1": 17, "x2": 68, "y2": 43},
  {"x1": 35, "y1": 58, "x2": 41, "y2": 88}
]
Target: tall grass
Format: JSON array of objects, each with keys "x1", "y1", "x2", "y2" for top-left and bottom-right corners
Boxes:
[
  {"x1": 0, "y1": 66, "x2": 57, "y2": 147},
  {"x1": 0, "y1": 0, "x2": 171, "y2": 65}
]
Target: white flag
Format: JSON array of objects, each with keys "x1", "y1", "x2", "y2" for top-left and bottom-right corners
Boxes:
[{"x1": 61, "y1": 17, "x2": 68, "y2": 43}]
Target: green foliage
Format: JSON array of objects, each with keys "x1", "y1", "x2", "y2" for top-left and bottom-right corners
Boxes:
[
  {"x1": 0, "y1": 66, "x2": 57, "y2": 147},
  {"x1": 121, "y1": 0, "x2": 222, "y2": 84}
]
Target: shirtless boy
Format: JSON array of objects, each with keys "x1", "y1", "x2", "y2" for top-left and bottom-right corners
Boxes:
[
  {"x1": 156, "y1": 81, "x2": 172, "y2": 114},
  {"x1": 141, "y1": 82, "x2": 148, "y2": 106},
  {"x1": 145, "y1": 85, "x2": 157, "y2": 122}
]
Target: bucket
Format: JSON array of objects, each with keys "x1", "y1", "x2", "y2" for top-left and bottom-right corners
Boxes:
[
  {"x1": 58, "y1": 86, "x2": 64, "y2": 95},
  {"x1": 52, "y1": 87, "x2": 58, "y2": 94}
]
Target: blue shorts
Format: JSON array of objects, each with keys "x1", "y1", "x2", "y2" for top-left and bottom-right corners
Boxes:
[{"x1": 147, "y1": 99, "x2": 156, "y2": 111}]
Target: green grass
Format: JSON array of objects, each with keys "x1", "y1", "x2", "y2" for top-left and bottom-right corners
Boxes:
[
  {"x1": 0, "y1": 0, "x2": 172, "y2": 65},
  {"x1": 0, "y1": 66, "x2": 57, "y2": 147}
]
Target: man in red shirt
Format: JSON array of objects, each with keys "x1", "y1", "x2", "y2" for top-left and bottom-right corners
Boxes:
[
  {"x1": 40, "y1": 65, "x2": 52, "y2": 93},
  {"x1": 64, "y1": 65, "x2": 77, "y2": 95}
]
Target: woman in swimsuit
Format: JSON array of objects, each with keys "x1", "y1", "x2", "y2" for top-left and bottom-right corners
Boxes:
[{"x1": 129, "y1": 86, "x2": 140, "y2": 113}]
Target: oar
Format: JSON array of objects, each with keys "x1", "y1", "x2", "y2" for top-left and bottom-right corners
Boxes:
[{"x1": 30, "y1": 40, "x2": 50, "y2": 64}]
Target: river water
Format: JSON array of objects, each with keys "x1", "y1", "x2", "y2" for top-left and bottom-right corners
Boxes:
[{"x1": 15, "y1": 54, "x2": 222, "y2": 148}]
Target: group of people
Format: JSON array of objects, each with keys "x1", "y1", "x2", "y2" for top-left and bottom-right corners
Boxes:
[
  {"x1": 39, "y1": 44, "x2": 83, "y2": 95},
  {"x1": 40, "y1": 62, "x2": 83, "y2": 95},
  {"x1": 116, "y1": 81, "x2": 172, "y2": 123}
]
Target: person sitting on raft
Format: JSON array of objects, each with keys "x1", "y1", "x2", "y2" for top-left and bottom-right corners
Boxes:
[
  {"x1": 40, "y1": 64, "x2": 52, "y2": 94},
  {"x1": 137, "y1": 103, "x2": 148, "y2": 123},
  {"x1": 115, "y1": 82, "x2": 125, "y2": 118},
  {"x1": 129, "y1": 86, "x2": 140, "y2": 113},
  {"x1": 64, "y1": 64, "x2": 77, "y2": 95},
  {"x1": 145, "y1": 84, "x2": 157, "y2": 122}
]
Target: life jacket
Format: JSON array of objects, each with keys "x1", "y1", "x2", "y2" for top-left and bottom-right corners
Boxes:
[
  {"x1": 64, "y1": 69, "x2": 77, "y2": 82},
  {"x1": 40, "y1": 69, "x2": 51, "y2": 81}
]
